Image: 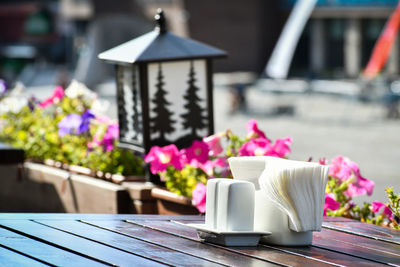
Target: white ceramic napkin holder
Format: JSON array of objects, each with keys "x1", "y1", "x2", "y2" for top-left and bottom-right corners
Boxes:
[
  {"x1": 187, "y1": 178, "x2": 270, "y2": 246},
  {"x1": 229, "y1": 157, "x2": 315, "y2": 246}
]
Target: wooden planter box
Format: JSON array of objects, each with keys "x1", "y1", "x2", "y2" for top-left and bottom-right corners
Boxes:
[
  {"x1": 151, "y1": 187, "x2": 200, "y2": 215},
  {"x1": 0, "y1": 162, "x2": 157, "y2": 214}
]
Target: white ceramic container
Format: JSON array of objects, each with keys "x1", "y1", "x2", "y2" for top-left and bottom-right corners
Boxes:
[
  {"x1": 205, "y1": 178, "x2": 255, "y2": 231},
  {"x1": 228, "y1": 156, "x2": 313, "y2": 246}
]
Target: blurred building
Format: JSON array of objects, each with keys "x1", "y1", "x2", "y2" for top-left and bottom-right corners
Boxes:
[
  {"x1": 1, "y1": 0, "x2": 399, "y2": 86},
  {"x1": 184, "y1": 0, "x2": 399, "y2": 79},
  {"x1": 183, "y1": 0, "x2": 282, "y2": 73},
  {"x1": 294, "y1": 0, "x2": 398, "y2": 79}
]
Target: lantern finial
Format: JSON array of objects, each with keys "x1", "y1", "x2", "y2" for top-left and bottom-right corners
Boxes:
[{"x1": 155, "y1": 8, "x2": 167, "y2": 34}]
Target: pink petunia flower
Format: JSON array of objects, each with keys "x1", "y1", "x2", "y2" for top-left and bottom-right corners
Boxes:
[
  {"x1": 144, "y1": 144, "x2": 183, "y2": 174},
  {"x1": 319, "y1": 158, "x2": 328, "y2": 165},
  {"x1": 87, "y1": 117, "x2": 119, "y2": 151},
  {"x1": 192, "y1": 183, "x2": 207, "y2": 213},
  {"x1": 246, "y1": 119, "x2": 268, "y2": 139},
  {"x1": 324, "y1": 193, "x2": 341, "y2": 216},
  {"x1": 329, "y1": 156, "x2": 358, "y2": 181},
  {"x1": 346, "y1": 175, "x2": 374, "y2": 197},
  {"x1": 194, "y1": 157, "x2": 230, "y2": 177},
  {"x1": 329, "y1": 156, "x2": 374, "y2": 197},
  {"x1": 203, "y1": 132, "x2": 224, "y2": 157},
  {"x1": 40, "y1": 86, "x2": 65, "y2": 108},
  {"x1": 198, "y1": 160, "x2": 215, "y2": 176},
  {"x1": 372, "y1": 201, "x2": 393, "y2": 220},
  {"x1": 239, "y1": 138, "x2": 272, "y2": 156},
  {"x1": 239, "y1": 137, "x2": 292, "y2": 158},
  {"x1": 213, "y1": 157, "x2": 228, "y2": 168},
  {"x1": 183, "y1": 140, "x2": 210, "y2": 164},
  {"x1": 102, "y1": 123, "x2": 119, "y2": 151},
  {"x1": 213, "y1": 157, "x2": 231, "y2": 177},
  {"x1": 270, "y1": 137, "x2": 292, "y2": 158}
]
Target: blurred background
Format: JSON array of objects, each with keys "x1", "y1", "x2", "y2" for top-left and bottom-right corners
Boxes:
[{"x1": 0, "y1": 0, "x2": 399, "y2": 203}]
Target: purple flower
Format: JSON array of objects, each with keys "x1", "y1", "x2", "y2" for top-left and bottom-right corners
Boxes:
[
  {"x1": 58, "y1": 114, "x2": 82, "y2": 136},
  {"x1": 0, "y1": 79, "x2": 7, "y2": 96},
  {"x1": 79, "y1": 110, "x2": 95, "y2": 134},
  {"x1": 28, "y1": 96, "x2": 40, "y2": 111},
  {"x1": 58, "y1": 111, "x2": 95, "y2": 137}
]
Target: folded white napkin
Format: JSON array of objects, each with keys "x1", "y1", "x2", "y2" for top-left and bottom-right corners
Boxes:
[{"x1": 258, "y1": 157, "x2": 329, "y2": 232}]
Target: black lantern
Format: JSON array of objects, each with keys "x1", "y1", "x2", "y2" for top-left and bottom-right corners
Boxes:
[{"x1": 99, "y1": 9, "x2": 226, "y2": 181}]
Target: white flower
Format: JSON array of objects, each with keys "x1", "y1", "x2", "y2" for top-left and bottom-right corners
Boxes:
[
  {"x1": 0, "y1": 96, "x2": 28, "y2": 114},
  {"x1": 91, "y1": 99, "x2": 110, "y2": 116},
  {"x1": 65, "y1": 80, "x2": 97, "y2": 100},
  {"x1": 8, "y1": 82, "x2": 25, "y2": 97}
]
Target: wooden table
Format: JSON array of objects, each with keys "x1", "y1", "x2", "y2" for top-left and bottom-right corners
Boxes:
[{"x1": 0, "y1": 214, "x2": 399, "y2": 266}]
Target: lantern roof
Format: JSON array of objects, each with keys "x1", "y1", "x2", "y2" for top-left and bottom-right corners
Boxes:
[{"x1": 98, "y1": 9, "x2": 227, "y2": 64}]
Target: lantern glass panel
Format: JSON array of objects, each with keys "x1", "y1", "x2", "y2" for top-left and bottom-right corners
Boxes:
[
  {"x1": 117, "y1": 64, "x2": 143, "y2": 145},
  {"x1": 147, "y1": 59, "x2": 208, "y2": 146}
]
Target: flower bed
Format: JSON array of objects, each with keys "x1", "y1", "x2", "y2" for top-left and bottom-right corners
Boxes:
[
  {"x1": 145, "y1": 119, "x2": 399, "y2": 229},
  {"x1": 0, "y1": 80, "x2": 145, "y2": 182},
  {"x1": 0, "y1": 80, "x2": 152, "y2": 213}
]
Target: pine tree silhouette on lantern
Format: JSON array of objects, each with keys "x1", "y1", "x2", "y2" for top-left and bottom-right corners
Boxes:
[
  {"x1": 131, "y1": 66, "x2": 141, "y2": 139},
  {"x1": 116, "y1": 66, "x2": 128, "y2": 140},
  {"x1": 181, "y1": 61, "x2": 207, "y2": 138},
  {"x1": 150, "y1": 64, "x2": 176, "y2": 142}
]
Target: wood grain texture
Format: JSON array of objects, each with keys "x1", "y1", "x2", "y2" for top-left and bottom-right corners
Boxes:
[
  {"x1": 0, "y1": 227, "x2": 105, "y2": 266},
  {"x1": 130, "y1": 219, "x2": 384, "y2": 267},
  {"x1": 36, "y1": 220, "x2": 225, "y2": 267},
  {"x1": 322, "y1": 216, "x2": 355, "y2": 222},
  {"x1": 0, "y1": 213, "x2": 204, "y2": 221},
  {"x1": 313, "y1": 228, "x2": 400, "y2": 265},
  {"x1": 0, "y1": 220, "x2": 165, "y2": 266},
  {"x1": 323, "y1": 221, "x2": 400, "y2": 245},
  {"x1": 317, "y1": 228, "x2": 400, "y2": 256},
  {"x1": 0, "y1": 246, "x2": 44, "y2": 267},
  {"x1": 84, "y1": 220, "x2": 280, "y2": 267}
]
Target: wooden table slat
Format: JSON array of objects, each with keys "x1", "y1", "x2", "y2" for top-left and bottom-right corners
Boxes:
[
  {"x1": 0, "y1": 213, "x2": 203, "y2": 221},
  {"x1": 130, "y1": 219, "x2": 387, "y2": 267},
  {"x1": 274, "y1": 245, "x2": 386, "y2": 267},
  {"x1": 85, "y1": 220, "x2": 282, "y2": 267},
  {"x1": 313, "y1": 229, "x2": 400, "y2": 266},
  {"x1": 0, "y1": 227, "x2": 106, "y2": 267},
  {"x1": 0, "y1": 220, "x2": 165, "y2": 267},
  {"x1": 323, "y1": 216, "x2": 356, "y2": 222},
  {"x1": 323, "y1": 221, "x2": 400, "y2": 245},
  {"x1": 36, "y1": 219, "x2": 225, "y2": 267},
  {"x1": 0, "y1": 246, "x2": 45, "y2": 267},
  {"x1": 317, "y1": 228, "x2": 400, "y2": 256}
]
